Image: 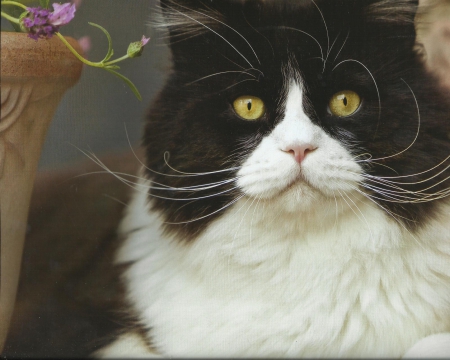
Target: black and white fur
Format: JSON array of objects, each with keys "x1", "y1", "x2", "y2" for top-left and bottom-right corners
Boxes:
[{"x1": 97, "y1": 0, "x2": 450, "y2": 357}]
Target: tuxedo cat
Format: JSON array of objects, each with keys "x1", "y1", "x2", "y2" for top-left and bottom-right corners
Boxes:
[{"x1": 98, "y1": 0, "x2": 450, "y2": 357}]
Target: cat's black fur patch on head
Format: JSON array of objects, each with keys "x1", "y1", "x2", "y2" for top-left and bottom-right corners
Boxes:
[{"x1": 144, "y1": 0, "x2": 450, "y2": 240}]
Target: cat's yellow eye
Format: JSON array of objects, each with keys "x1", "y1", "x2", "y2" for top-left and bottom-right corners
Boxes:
[
  {"x1": 328, "y1": 90, "x2": 361, "y2": 117},
  {"x1": 233, "y1": 96, "x2": 265, "y2": 121}
]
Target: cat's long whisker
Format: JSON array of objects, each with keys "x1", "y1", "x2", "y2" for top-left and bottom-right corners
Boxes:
[
  {"x1": 364, "y1": 155, "x2": 450, "y2": 181},
  {"x1": 164, "y1": 193, "x2": 246, "y2": 225},
  {"x1": 222, "y1": 78, "x2": 259, "y2": 92},
  {"x1": 368, "y1": 78, "x2": 420, "y2": 162},
  {"x1": 74, "y1": 146, "x2": 240, "y2": 199},
  {"x1": 332, "y1": 59, "x2": 381, "y2": 126},
  {"x1": 344, "y1": 191, "x2": 375, "y2": 239},
  {"x1": 359, "y1": 183, "x2": 449, "y2": 203},
  {"x1": 363, "y1": 163, "x2": 450, "y2": 187},
  {"x1": 352, "y1": 187, "x2": 426, "y2": 250},
  {"x1": 361, "y1": 182, "x2": 444, "y2": 203},
  {"x1": 323, "y1": 32, "x2": 341, "y2": 74},
  {"x1": 71, "y1": 170, "x2": 237, "y2": 192},
  {"x1": 333, "y1": 31, "x2": 349, "y2": 64},
  {"x1": 167, "y1": 5, "x2": 255, "y2": 69},
  {"x1": 358, "y1": 160, "x2": 400, "y2": 175},
  {"x1": 162, "y1": 151, "x2": 242, "y2": 176},
  {"x1": 175, "y1": 2, "x2": 263, "y2": 66},
  {"x1": 186, "y1": 70, "x2": 257, "y2": 86},
  {"x1": 87, "y1": 159, "x2": 240, "y2": 201},
  {"x1": 278, "y1": 26, "x2": 324, "y2": 63},
  {"x1": 123, "y1": 125, "x2": 242, "y2": 178},
  {"x1": 311, "y1": 0, "x2": 330, "y2": 71},
  {"x1": 352, "y1": 187, "x2": 413, "y2": 222},
  {"x1": 361, "y1": 174, "x2": 450, "y2": 200}
]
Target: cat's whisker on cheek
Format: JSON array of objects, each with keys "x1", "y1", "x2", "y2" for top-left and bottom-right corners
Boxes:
[
  {"x1": 339, "y1": 190, "x2": 374, "y2": 239},
  {"x1": 366, "y1": 155, "x2": 450, "y2": 181},
  {"x1": 163, "y1": 193, "x2": 246, "y2": 225},
  {"x1": 162, "y1": 151, "x2": 242, "y2": 176},
  {"x1": 368, "y1": 78, "x2": 420, "y2": 162}
]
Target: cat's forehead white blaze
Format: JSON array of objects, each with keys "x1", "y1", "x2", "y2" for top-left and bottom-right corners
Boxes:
[
  {"x1": 273, "y1": 81, "x2": 321, "y2": 151},
  {"x1": 237, "y1": 80, "x2": 362, "y2": 202}
]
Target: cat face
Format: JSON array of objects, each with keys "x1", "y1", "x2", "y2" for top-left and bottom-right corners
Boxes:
[{"x1": 144, "y1": 0, "x2": 450, "y2": 239}]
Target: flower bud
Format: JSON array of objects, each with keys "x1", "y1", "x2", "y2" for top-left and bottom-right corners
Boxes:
[{"x1": 127, "y1": 36, "x2": 150, "y2": 58}]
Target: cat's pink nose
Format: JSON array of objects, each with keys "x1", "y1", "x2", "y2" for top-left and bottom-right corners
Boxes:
[{"x1": 283, "y1": 143, "x2": 317, "y2": 164}]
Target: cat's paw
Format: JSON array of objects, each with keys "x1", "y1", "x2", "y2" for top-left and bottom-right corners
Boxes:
[{"x1": 403, "y1": 333, "x2": 450, "y2": 358}]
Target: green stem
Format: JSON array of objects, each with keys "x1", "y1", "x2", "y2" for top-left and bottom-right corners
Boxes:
[
  {"x1": 55, "y1": 32, "x2": 103, "y2": 68},
  {"x1": 1, "y1": 10, "x2": 19, "y2": 23},
  {"x1": 1, "y1": 1, "x2": 28, "y2": 10},
  {"x1": 104, "y1": 54, "x2": 130, "y2": 66}
]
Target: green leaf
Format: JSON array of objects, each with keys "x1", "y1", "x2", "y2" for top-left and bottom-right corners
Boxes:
[
  {"x1": 88, "y1": 22, "x2": 114, "y2": 63},
  {"x1": 39, "y1": 0, "x2": 50, "y2": 9},
  {"x1": 104, "y1": 68, "x2": 142, "y2": 101}
]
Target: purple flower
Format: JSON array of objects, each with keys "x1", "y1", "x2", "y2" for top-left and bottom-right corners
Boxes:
[
  {"x1": 141, "y1": 35, "x2": 150, "y2": 47},
  {"x1": 48, "y1": 3, "x2": 76, "y2": 26},
  {"x1": 21, "y1": 3, "x2": 76, "y2": 40}
]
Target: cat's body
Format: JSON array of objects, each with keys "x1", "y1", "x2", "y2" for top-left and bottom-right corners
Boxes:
[{"x1": 98, "y1": 0, "x2": 450, "y2": 357}]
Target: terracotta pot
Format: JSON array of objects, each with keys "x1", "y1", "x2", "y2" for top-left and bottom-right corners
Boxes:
[{"x1": 0, "y1": 32, "x2": 83, "y2": 351}]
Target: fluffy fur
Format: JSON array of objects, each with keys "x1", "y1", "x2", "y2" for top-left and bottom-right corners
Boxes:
[{"x1": 99, "y1": 0, "x2": 450, "y2": 357}]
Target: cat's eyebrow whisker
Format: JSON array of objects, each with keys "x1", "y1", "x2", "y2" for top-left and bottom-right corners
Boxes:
[
  {"x1": 166, "y1": 5, "x2": 255, "y2": 69},
  {"x1": 311, "y1": 0, "x2": 330, "y2": 72},
  {"x1": 186, "y1": 70, "x2": 257, "y2": 86},
  {"x1": 322, "y1": 32, "x2": 341, "y2": 74},
  {"x1": 168, "y1": 0, "x2": 262, "y2": 66},
  {"x1": 368, "y1": 78, "x2": 420, "y2": 162},
  {"x1": 332, "y1": 31, "x2": 349, "y2": 64},
  {"x1": 221, "y1": 78, "x2": 259, "y2": 92},
  {"x1": 164, "y1": 193, "x2": 246, "y2": 225},
  {"x1": 277, "y1": 26, "x2": 324, "y2": 63},
  {"x1": 332, "y1": 59, "x2": 381, "y2": 128}
]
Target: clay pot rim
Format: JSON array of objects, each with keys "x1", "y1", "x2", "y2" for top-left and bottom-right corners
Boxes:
[{"x1": 1, "y1": 31, "x2": 83, "y2": 81}]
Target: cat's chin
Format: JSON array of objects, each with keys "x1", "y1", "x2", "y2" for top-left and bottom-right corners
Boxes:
[{"x1": 241, "y1": 177, "x2": 330, "y2": 214}]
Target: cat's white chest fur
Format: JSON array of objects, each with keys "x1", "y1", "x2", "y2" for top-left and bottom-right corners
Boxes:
[{"x1": 109, "y1": 188, "x2": 450, "y2": 358}]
